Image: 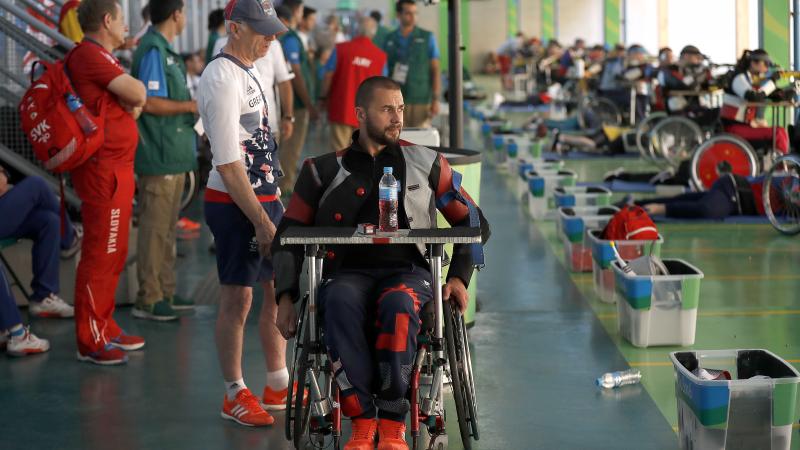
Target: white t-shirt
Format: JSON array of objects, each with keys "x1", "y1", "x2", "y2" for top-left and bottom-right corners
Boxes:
[
  {"x1": 213, "y1": 37, "x2": 295, "y2": 132},
  {"x1": 198, "y1": 55, "x2": 281, "y2": 197}
]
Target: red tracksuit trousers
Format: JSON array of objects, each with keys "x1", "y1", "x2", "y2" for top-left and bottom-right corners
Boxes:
[{"x1": 71, "y1": 161, "x2": 135, "y2": 354}]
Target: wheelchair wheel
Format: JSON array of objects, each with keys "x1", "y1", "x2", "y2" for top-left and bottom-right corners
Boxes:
[
  {"x1": 690, "y1": 133, "x2": 758, "y2": 191},
  {"x1": 577, "y1": 97, "x2": 622, "y2": 129},
  {"x1": 763, "y1": 155, "x2": 800, "y2": 235},
  {"x1": 179, "y1": 170, "x2": 199, "y2": 212},
  {"x1": 286, "y1": 295, "x2": 309, "y2": 444},
  {"x1": 650, "y1": 116, "x2": 703, "y2": 168},
  {"x1": 444, "y1": 301, "x2": 479, "y2": 450},
  {"x1": 634, "y1": 112, "x2": 667, "y2": 163},
  {"x1": 292, "y1": 331, "x2": 312, "y2": 449}
]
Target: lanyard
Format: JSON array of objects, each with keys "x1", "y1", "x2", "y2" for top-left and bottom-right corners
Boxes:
[{"x1": 212, "y1": 52, "x2": 270, "y2": 116}]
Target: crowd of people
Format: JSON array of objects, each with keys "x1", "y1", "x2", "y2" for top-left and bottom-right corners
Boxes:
[{"x1": 1, "y1": 0, "x2": 488, "y2": 448}]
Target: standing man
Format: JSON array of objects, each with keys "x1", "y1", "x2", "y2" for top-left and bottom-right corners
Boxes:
[
  {"x1": 277, "y1": 0, "x2": 317, "y2": 195},
  {"x1": 320, "y1": 16, "x2": 387, "y2": 151},
  {"x1": 131, "y1": 0, "x2": 198, "y2": 322},
  {"x1": 205, "y1": 9, "x2": 226, "y2": 64},
  {"x1": 297, "y1": 6, "x2": 317, "y2": 61},
  {"x1": 383, "y1": 0, "x2": 440, "y2": 128},
  {"x1": 68, "y1": 0, "x2": 147, "y2": 365},
  {"x1": 198, "y1": 0, "x2": 291, "y2": 427},
  {"x1": 369, "y1": 10, "x2": 390, "y2": 49}
]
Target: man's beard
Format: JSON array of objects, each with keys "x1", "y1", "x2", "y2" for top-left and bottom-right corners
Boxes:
[{"x1": 366, "y1": 116, "x2": 401, "y2": 146}]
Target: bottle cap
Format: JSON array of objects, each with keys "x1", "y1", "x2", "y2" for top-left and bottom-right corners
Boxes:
[{"x1": 383, "y1": 167, "x2": 393, "y2": 174}]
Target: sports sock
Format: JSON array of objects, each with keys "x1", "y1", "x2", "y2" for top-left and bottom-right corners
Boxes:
[
  {"x1": 266, "y1": 368, "x2": 290, "y2": 391},
  {"x1": 225, "y1": 379, "x2": 246, "y2": 399}
]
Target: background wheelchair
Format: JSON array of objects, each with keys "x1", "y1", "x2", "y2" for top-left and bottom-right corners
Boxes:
[
  {"x1": 282, "y1": 228, "x2": 481, "y2": 450},
  {"x1": 763, "y1": 154, "x2": 800, "y2": 235}
]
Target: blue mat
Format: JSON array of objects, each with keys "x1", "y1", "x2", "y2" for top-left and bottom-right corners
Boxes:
[
  {"x1": 651, "y1": 215, "x2": 771, "y2": 224},
  {"x1": 498, "y1": 104, "x2": 548, "y2": 113},
  {"x1": 576, "y1": 180, "x2": 689, "y2": 194}
]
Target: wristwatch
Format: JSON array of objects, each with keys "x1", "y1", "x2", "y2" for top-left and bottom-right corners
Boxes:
[{"x1": 282, "y1": 116, "x2": 295, "y2": 123}]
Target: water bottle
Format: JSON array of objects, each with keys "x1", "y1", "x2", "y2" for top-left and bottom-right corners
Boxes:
[
  {"x1": 378, "y1": 167, "x2": 398, "y2": 232},
  {"x1": 65, "y1": 93, "x2": 98, "y2": 136},
  {"x1": 596, "y1": 369, "x2": 642, "y2": 389},
  {"x1": 610, "y1": 241, "x2": 634, "y2": 275}
]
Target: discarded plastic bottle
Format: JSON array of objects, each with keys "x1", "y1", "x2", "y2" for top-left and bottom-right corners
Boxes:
[
  {"x1": 610, "y1": 241, "x2": 634, "y2": 275},
  {"x1": 596, "y1": 369, "x2": 642, "y2": 389},
  {"x1": 65, "y1": 93, "x2": 98, "y2": 136},
  {"x1": 378, "y1": 167, "x2": 398, "y2": 232}
]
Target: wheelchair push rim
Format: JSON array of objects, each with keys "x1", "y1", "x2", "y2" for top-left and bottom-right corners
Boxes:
[
  {"x1": 650, "y1": 116, "x2": 703, "y2": 169},
  {"x1": 577, "y1": 96, "x2": 622, "y2": 130},
  {"x1": 690, "y1": 133, "x2": 759, "y2": 191},
  {"x1": 286, "y1": 295, "x2": 309, "y2": 444},
  {"x1": 635, "y1": 112, "x2": 667, "y2": 163},
  {"x1": 763, "y1": 155, "x2": 800, "y2": 235},
  {"x1": 444, "y1": 301, "x2": 479, "y2": 449}
]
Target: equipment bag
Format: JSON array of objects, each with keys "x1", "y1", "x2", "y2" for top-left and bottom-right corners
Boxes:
[{"x1": 602, "y1": 205, "x2": 659, "y2": 240}]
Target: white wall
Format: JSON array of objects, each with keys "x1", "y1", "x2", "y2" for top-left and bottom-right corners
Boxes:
[
  {"x1": 667, "y1": 0, "x2": 738, "y2": 64},
  {"x1": 520, "y1": 0, "x2": 542, "y2": 38},
  {"x1": 557, "y1": 0, "x2": 603, "y2": 46},
  {"x1": 469, "y1": 0, "x2": 509, "y2": 70},
  {"x1": 625, "y1": 0, "x2": 659, "y2": 54}
]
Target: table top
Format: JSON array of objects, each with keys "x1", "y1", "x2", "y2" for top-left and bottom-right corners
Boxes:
[
  {"x1": 667, "y1": 90, "x2": 722, "y2": 96},
  {"x1": 280, "y1": 227, "x2": 482, "y2": 245}
]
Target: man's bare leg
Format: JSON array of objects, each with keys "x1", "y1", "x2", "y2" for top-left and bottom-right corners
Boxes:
[
  {"x1": 216, "y1": 285, "x2": 253, "y2": 381},
  {"x1": 258, "y1": 281, "x2": 286, "y2": 371}
]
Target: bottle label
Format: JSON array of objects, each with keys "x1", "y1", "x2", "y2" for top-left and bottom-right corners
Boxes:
[{"x1": 379, "y1": 186, "x2": 398, "y2": 201}]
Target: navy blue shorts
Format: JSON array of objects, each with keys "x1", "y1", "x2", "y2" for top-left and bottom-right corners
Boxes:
[{"x1": 204, "y1": 199, "x2": 284, "y2": 286}]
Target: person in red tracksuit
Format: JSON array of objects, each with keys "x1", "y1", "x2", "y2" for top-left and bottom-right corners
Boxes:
[
  {"x1": 67, "y1": 0, "x2": 147, "y2": 365},
  {"x1": 320, "y1": 16, "x2": 388, "y2": 151}
]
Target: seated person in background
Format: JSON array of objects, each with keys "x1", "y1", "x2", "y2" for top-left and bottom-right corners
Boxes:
[
  {"x1": 0, "y1": 268, "x2": 50, "y2": 357},
  {"x1": 631, "y1": 173, "x2": 768, "y2": 220},
  {"x1": 725, "y1": 49, "x2": 791, "y2": 153},
  {"x1": 659, "y1": 46, "x2": 714, "y2": 113},
  {"x1": 597, "y1": 44, "x2": 627, "y2": 101},
  {"x1": 558, "y1": 38, "x2": 586, "y2": 79},
  {"x1": 273, "y1": 77, "x2": 490, "y2": 450},
  {"x1": 0, "y1": 165, "x2": 79, "y2": 318},
  {"x1": 537, "y1": 39, "x2": 565, "y2": 85}
]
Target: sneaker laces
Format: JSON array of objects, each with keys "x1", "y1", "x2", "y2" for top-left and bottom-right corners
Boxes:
[
  {"x1": 351, "y1": 419, "x2": 377, "y2": 441},
  {"x1": 379, "y1": 420, "x2": 405, "y2": 440},
  {"x1": 237, "y1": 390, "x2": 263, "y2": 413}
]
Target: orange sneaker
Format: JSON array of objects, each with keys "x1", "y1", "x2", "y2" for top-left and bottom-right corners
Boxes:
[
  {"x1": 345, "y1": 418, "x2": 378, "y2": 450},
  {"x1": 176, "y1": 217, "x2": 201, "y2": 231},
  {"x1": 221, "y1": 389, "x2": 275, "y2": 427},
  {"x1": 261, "y1": 382, "x2": 307, "y2": 411},
  {"x1": 377, "y1": 418, "x2": 408, "y2": 450}
]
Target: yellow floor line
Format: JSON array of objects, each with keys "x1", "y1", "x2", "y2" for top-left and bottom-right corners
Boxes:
[{"x1": 598, "y1": 309, "x2": 800, "y2": 320}]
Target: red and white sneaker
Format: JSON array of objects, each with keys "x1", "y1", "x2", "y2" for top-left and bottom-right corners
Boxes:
[
  {"x1": 221, "y1": 389, "x2": 275, "y2": 427},
  {"x1": 345, "y1": 418, "x2": 378, "y2": 450},
  {"x1": 377, "y1": 418, "x2": 408, "y2": 450},
  {"x1": 6, "y1": 327, "x2": 50, "y2": 357},
  {"x1": 109, "y1": 332, "x2": 146, "y2": 351},
  {"x1": 29, "y1": 294, "x2": 74, "y2": 318},
  {"x1": 261, "y1": 382, "x2": 307, "y2": 411},
  {"x1": 176, "y1": 217, "x2": 202, "y2": 232},
  {"x1": 77, "y1": 344, "x2": 128, "y2": 366}
]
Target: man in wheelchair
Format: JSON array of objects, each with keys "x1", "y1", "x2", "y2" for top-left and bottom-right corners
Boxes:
[{"x1": 272, "y1": 76, "x2": 491, "y2": 450}]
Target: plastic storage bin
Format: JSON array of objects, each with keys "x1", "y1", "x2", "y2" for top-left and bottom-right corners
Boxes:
[
  {"x1": 588, "y1": 229, "x2": 663, "y2": 303},
  {"x1": 553, "y1": 186, "x2": 613, "y2": 208},
  {"x1": 612, "y1": 258, "x2": 703, "y2": 347},
  {"x1": 558, "y1": 206, "x2": 619, "y2": 272},
  {"x1": 515, "y1": 161, "x2": 565, "y2": 200},
  {"x1": 670, "y1": 349, "x2": 800, "y2": 450},
  {"x1": 527, "y1": 170, "x2": 578, "y2": 220}
]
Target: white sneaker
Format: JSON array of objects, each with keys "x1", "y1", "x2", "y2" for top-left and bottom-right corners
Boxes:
[
  {"x1": 29, "y1": 294, "x2": 75, "y2": 318},
  {"x1": 6, "y1": 327, "x2": 50, "y2": 357},
  {"x1": 61, "y1": 223, "x2": 83, "y2": 259}
]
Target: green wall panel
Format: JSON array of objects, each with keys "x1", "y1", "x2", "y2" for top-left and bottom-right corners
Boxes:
[
  {"x1": 541, "y1": 0, "x2": 554, "y2": 41},
  {"x1": 760, "y1": 0, "x2": 790, "y2": 69},
  {"x1": 604, "y1": 0, "x2": 621, "y2": 48}
]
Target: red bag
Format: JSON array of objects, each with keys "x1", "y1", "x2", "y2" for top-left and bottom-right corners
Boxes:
[
  {"x1": 602, "y1": 205, "x2": 659, "y2": 240},
  {"x1": 18, "y1": 51, "x2": 106, "y2": 174}
]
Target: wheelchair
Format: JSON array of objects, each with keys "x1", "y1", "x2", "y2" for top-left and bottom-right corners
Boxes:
[
  {"x1": 283, "y1": 235, "x2": 480, "y2": 450},
  {"x1": 762, "y1": 154, "x2": 800, "y2": 235}
]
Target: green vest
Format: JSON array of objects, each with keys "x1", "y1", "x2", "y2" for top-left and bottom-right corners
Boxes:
[
  {"x1": 131, "y1": 28, "x2": 197, "y2": 176},
  {"x1": 372, "y1": 25, "x2": 390, "y2": 50},
  {"x1": 384, "y1": 27, "x2": 434, "y2": 104},
  {"x1": 280, "y1": 28, "x2": 315, "y2": 110}
]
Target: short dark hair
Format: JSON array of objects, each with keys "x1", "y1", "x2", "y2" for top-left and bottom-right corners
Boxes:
[
  {"x1": 303, "y1": 6, "x2": 316, "y2": 19},
  {"x1": 78, "y1": 0, "x2": 120, "y2": 33},
  {"x1": 141, "y1": 3, "x2": 150, "y2": 21},
  {"x1": 284, "y1": 0, "x2": 303, "y2": 14},
  {"x1": 370, "y1": 10, "x2": 382, "y2": 23},
  {"x1": 276, "y1": 5, "x2": 293, "y2": 21},
  {"x1": 149, "y1": 0, "x2": 183, "y2": 25},
  {"x1": 208, "y1": 9, "x2": 225, "y2": 31},
  {"x1": 396, "y1": 0, "x2": 415, "y2": 14},
  {"x1": 355, "y1": 76, "x2": 402, "y2": 109}
]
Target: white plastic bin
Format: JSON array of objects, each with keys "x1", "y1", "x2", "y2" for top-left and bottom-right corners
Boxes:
[
  {"x1": 558, "y1": 206, "x2": 619, "y2": 272},
  {"x1": 527, "y1": 170, "x2": 578, "y2": 220},
  {"x1": 671, "y1": 349, "x2": 800, "y2": 450},
  {"x1": 612, "y1": 258, "x2": 703, "y2": 347},
  {"x1": 553, "y1": 186, "x2": 613, "y2": 209},
  {"x1": 588, "y1": 229, "x2": 663, "y2": 303},
  {"x1": 515, "y1": 161, "x2": 565, "y2": 200}
]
